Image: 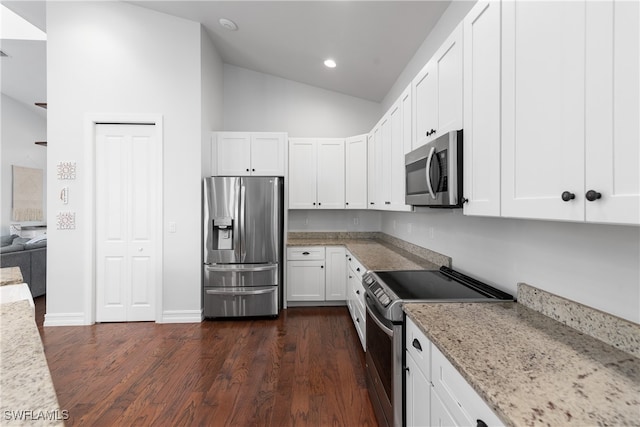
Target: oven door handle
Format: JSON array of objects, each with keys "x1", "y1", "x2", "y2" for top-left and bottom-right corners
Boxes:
[{"x1": 365, "y1": 295, "x2": 394, "y2": 337}]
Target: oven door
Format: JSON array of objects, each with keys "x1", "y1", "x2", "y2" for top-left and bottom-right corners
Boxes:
[
  {"x1": 405, "y1": 130, "x2": 462, "y2": 207},
  {"x1": 365, "y1": 294, "x2": 403, "y2": 427}
]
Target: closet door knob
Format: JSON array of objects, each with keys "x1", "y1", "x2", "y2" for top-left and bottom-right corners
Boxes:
[
  {"x1": 561, "y1": 191, "x2": 575, "y2": 202},
  {"x1": 586, "y1": 190, "x2": 602, "y2": 202}
]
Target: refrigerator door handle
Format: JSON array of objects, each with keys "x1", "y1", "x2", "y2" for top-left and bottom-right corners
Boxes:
[
  {"x1": 239, "y1": 182, "x2": 247, "y2": 261},
  {"x1": 205, "y1": 263, "x2": 278, "y2": 273},
  {"x1": 205, "y1": 286, "x2": 277, "y2": 296}
]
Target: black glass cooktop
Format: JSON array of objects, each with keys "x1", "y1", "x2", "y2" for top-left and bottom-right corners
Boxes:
[{"x1": 373, "y1": 268, "x2": 512, "y2": 301}]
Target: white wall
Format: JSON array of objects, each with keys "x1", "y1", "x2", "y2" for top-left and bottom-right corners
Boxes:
[
  {"x1": 46, "y1": 1, "x2": 221, "y2": 324},
  {"x1": 382, "y1": 0, "x2": 476, "y2": 111},
  {"x1": 0, "y1": 94, "x2": 47, "y2": 235},
  {"x1": 289, "y1": 210, "x2": 381, "y2": 232},
  {"x1": 223, "y1": 64, "x2": 382, "y2": 137},
  {"x1": 201, "y1": 28, "x2": 224, "y2": 179},
  {"x1": 382, "y1": 210, "x2": 640, "y2": 324}
]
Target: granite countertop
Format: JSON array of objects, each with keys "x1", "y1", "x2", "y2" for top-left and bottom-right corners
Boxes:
[
  {"x1": 0, "y1": 301, "x2": 64, "y2": 426},
  {"x1": 404, "y1": 300, "x2": 640, "y2": 427},
  {"x1": 287, "y1": 232, "x2": 449, "y2": 271}
]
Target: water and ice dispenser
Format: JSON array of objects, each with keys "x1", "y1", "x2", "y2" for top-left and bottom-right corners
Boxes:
[{"x1": 212, "y1": 217, "x2": 233, "y2": 250}]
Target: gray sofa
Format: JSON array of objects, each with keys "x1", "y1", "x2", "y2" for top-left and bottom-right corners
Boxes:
[{"x1": 1, "y1": 235, "x2": 47, "y2": 297}]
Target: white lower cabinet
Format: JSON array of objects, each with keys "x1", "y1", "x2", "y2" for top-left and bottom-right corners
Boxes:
[
  {"x1": 405, "y1": 317, "x2": 503, "y2": 427},
  {"x1": 286, "y1": 246, "x2": 346, "y2": 302},
  {"x1": 346, "y1": 250, "x2": 366, "y2": 350}
]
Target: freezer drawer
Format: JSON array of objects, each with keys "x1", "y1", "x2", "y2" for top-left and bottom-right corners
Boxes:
[
  {"x1": 204, "y1": 286, "x2": 279, "y2": 317},
  {"x1": 204, "y1": 263, "x2": 278, "y2": 288}
]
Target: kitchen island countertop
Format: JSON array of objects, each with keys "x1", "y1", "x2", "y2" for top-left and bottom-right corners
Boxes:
[{"x1": 404, "y1": 300, "x2": 640, "y2": 427}]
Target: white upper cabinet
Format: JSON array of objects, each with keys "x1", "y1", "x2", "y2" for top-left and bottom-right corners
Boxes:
[
  {"x1": 250, "y1": 133, "x2": 287, "y2": 176},
  {"x1": 215, "y1": 132, "x2": 286, "y2": 176},
  {"x1": 317, "y1": 139, "x2": 346, "y2": 209},
  {"x1": 501, "y1": 1, "x2": 586, "y2": 221},
  {"x1": 345, "y1": 134, "x2": 368, "y2": 209},
  {"x1": 462, "y1": 0, "x2": 502, "y2": 217},
  {"x1": 288, "y1": 138, "x2": 345, "y2": 209},
  {"x1": 367, "y1": 86, "x2": 412, "y2": 212},
  {"x1": 584, "y1": 0, "x2": 639, "y2": 225},
  {"x1": 412, "y1": 23, "x2": 463, "y2": 150},
  {"x1": 501, "y1": 0, "x2": 639, "y2": 225},
  {"x1": 288, "y1": 139, "x2": 318, "y2": 209}
]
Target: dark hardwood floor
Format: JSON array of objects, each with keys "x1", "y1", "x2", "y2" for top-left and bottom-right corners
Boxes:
[{"x1": 34, "y1": 297, "x2": 378, "y2": 426}]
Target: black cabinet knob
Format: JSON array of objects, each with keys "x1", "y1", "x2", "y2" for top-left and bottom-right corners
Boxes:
[
  {"x1": 318, "y1": 202, "x2": 322, "y2": 206},
  {"x1": 385, "y1": 201, "x2": 391, "y2": 205},
  {"x1": 370, "y1": 202, "x2": 374, "y2": 205},
  {"x1": 252, "y1": 168, "x2": 255, "y2": 172},
  {"x1": 586, "y1": 190, "x2": 602, "y2": 202},
  {"x1": 477, "y1": 420, "x2": 488, "y2": 427},
  {"x1": 356, "y1": 290, "x2": 360, "y2": 295},
  {"x1": 313, "y1": 202, "x2": 316, "y2": 206},
  {"x1": 346, "y1": 202, "x2": 349, "y2": 205},
  {"x1": 246, "y1": 168, "x2": 250, "y2": 172},
  {"x1": 561, "y1": 191, "x2": 576, "y2": 202},
  {"x1": 320, "y1": 265, "x2": 324, "y2": 269},
  {"x1": 461, "y1": 197, "x2": 469, "y2": 204},
  {"x1": 356, "y1": 267, "x2": 360, "y2": 272}
]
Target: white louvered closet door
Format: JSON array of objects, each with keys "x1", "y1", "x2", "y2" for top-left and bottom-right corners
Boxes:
[{"x1": 96, "y1": 124, "x2": 157, "y2": 322}]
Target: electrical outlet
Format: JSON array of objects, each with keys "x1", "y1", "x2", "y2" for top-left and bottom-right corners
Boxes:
[{"x1": 168, "y1": 222, "x2": 177, "y2": 233}]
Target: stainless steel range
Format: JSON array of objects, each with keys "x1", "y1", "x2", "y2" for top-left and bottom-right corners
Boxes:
[{"x1": 362, "y1": 266, "x2": 513, "y2": 427}]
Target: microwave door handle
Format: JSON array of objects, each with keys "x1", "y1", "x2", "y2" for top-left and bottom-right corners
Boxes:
[{"x1": 425, "y1": 146, "x2": 437, "y2": 199}]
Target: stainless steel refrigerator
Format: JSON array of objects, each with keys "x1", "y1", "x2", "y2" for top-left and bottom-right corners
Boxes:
[{"x1": 203, "y1": 176, "x2": 283, "y2": 318}]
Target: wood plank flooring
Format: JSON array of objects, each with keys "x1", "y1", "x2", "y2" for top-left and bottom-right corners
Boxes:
[{"x1": 34, "y1": 297, "x2": 378, "y2": 426}]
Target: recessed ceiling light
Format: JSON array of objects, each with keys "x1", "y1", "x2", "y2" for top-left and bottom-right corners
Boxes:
[
  {"x1": 324, "y1": 59, "x2": 337, "y2": 69},
  {"x1": 219, "y1": 18, "x2": 238, "y2": 31}
]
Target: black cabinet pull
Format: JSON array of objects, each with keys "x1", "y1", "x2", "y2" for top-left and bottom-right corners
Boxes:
[
  {"x1": 246, "y1": 168, "x2": 250, "y2": 172},
  {"x1": 356, "y1": 267, "x2": 360, "y2": 272},
  {"x1": 356, "y1": 317, "x2": 360, "y2": 323},
  {"x1": 370, "y1": 202, "x2": 374, "y2": 205},
  {"x1": 461, "y1": 197, "x2": 469, "y2": 204},
  {"x1": 385, "y1": 201, "x2": 391, "y2": 205},
  {"x1": 313, "y1": 202, "x2": 316, "y2": 206},
  {"x1": 348, "y1": 257, "x2": 352, "y2": 261},
  {"x1": 356, "y1": 290, "x2": 360, "y2": 295},
  {"x1": 561, "y1": 191, "x2": 576, "y2": 202},
  {"x1": 345, "y1": 202, "x2": 349, "y2": 205},
  {"x1": 412, "y1": 339, "x2": 422, "y2": 352},
  {"x1": 586, "y1": 190, "x2": 602, "y2": 202},
  {"x1": 252, "y1": 168, "x2": 255, "y2": 172},
  {"x1": 477, "y1": 420, "x2": 488, "y2": 427},
  {"x1": 320, "y1": 265, "x2": 324, "y2": 269},
  {"x1": 318, "y1": 202, "x2": 322, "y2": 206},
  {"x1": 349, "y1": 275, "x2": 353, "y2": 279},
  {"x1": 302, "y1": 251, "x2": 310, "y2": 255}
]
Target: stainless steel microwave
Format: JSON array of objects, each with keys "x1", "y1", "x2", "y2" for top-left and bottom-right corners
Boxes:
[{"x1": 405, "y1": 130, "x2": 463, "y2": 207}]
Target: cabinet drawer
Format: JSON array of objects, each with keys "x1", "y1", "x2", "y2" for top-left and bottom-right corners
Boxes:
[
  {"x1": 351, "y1": 299, "x2": 366, "y2": 351},
  {"x1": 351, "y1": 277, "x2": 365, "y2": 313},
  {"x1": 346, "y1": 251, "x2": 365, "y2": 279},
  {"x1": 287, "y1": 246, "x2": 325, "y2": 260},
  {"x1": 431, "y1": 344, "x2": 503, "y2": 427},
  {"x1": 406, "y1": 316, "x2": 430, "y2": 380}
]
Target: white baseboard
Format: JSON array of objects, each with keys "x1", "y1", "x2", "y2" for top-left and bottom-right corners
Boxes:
[
  {"x1": 160, "y1": 309, "x2": 203, "y2": 323},
  {"x1": 43, "y1": 312, "x2": 87, "y2": 326}
]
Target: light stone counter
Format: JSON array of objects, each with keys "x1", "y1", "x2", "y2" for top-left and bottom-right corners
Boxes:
[
  {"x1": 0, "y1": 300, "x2": 64, "y2": 426},
  {"x1": 404, "y1": 288, "x2": 640, "y2": 427},
  {"x1": 287, "y1": 232, "x2": 450, "y2": 271}
]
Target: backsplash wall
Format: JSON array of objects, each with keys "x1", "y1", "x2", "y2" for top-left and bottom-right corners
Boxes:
[
  {"x1": 288, "y1": 210, "x2": 381, "y2": 232},
  {"x1": 382, "y1": 210, "x2": 640, "y2": 324}
]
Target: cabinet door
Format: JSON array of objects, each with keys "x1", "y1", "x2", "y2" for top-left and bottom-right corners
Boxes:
[
  {"x1": 251, "y1": 133, "x2": 286, "y2": 176},
  {"x1": 406, "y1": 354, "x2": 431, "y2": 427},
  {"x1": 325, "y1": 247, "x2": 347, "y2": 300},
  {"x1": 436, "y1": 23, "x2": 463, "y2": 138},
  {"x1": 412, "y1": 61, "x2": 438, "y2": 150},
  {"x1": 367, "y1": 133, "x2": 378, "y2": 209},
  {"x1": 430, "y1": 388, "x2": 461, "y2": 427},
  {"x1": 288, "y1": 139, "x2": 318, "y2": 209},
  {"x1": 286, "y1": 260, "x2": 325, "y2": 301},
  {"x1": 501, "y1": 1, "x2": 586, "y2": 221},
  {"x1": 380, "y1": 113, "x2": 393, "y2": 208},
  {"x1": 388, "y1": 87, "x2": 413, "y2": 211},
  {"x1": 463, "y1": 0, "x2": 502, "y2": 217},
  {"x1": 317, "y1": 139, "x2": 345, "y2": 209},
  {"x1": 216, "y1": 132, "x2": 251, "y2": 176},
  {"x1": 585, "y1": 0, "x2": 640, "y2": 225},
  {"x1": 345, "y1": 135, "x2": 368, "y2": 209}
]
